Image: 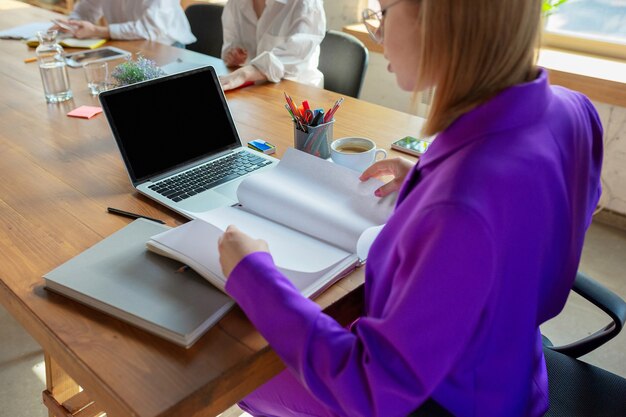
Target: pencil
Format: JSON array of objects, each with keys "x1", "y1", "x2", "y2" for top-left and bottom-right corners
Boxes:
[
  {"x1": 106, "y1": 207, "x2": 166, "y2": 224},
  {"x1": 324, "y1": 97, "x2": 344, "y2": 123},
  {"x1": 24, "y1": 52, "x2": 57, "y2": 64}
]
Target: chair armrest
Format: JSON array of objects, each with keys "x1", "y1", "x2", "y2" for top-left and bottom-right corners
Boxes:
[{"x1": 548, "y1": 271, "x2": 626, "y2": 358}]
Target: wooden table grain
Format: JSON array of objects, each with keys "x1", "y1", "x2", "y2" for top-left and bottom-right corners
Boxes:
[{"x1": 0, "y1": 1, "x2": 425, "y2": 415}]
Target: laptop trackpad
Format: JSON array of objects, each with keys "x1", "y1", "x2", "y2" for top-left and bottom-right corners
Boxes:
[{"x1": 214, "y1": 178, "x2": 243, "y2": 201}]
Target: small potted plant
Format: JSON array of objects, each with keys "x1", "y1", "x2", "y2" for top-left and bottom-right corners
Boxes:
[{"x1": 111, "y1": 55, "x2": 166, "y2": 86}]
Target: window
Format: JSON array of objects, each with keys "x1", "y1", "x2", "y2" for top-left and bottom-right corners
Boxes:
[
  {"x1": 543, "y1": 0, "x2": 626, "y2": 60},
  {"x1": 364, "y1": 0, "x2": 626, "y2": 59}
]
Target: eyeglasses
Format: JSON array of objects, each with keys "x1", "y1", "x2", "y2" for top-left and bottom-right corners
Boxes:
[{"x1": 361, "y1": 0, "x2": 411, "y2": 44}]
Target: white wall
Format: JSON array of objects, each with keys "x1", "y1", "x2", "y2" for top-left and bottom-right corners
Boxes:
[
  {"x1": 595, "y1": 103, "x2": 626, "y2": 215},
  {"x1": 324, "y1": 0, "x2": 367, "y2": 32}
]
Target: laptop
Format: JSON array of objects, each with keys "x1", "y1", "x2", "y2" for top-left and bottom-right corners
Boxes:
[{"x1": 99, "y1": 66, "x2": 278, "y2": 218}]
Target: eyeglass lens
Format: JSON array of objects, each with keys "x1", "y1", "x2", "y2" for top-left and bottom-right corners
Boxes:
[{"x1": 362, "y1": 9, "x2": 383, "y2": 42}]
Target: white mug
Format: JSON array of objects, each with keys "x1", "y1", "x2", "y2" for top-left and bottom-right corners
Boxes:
[{"x1": 330, "y1": 137, "x2": 387, "y2": 172}]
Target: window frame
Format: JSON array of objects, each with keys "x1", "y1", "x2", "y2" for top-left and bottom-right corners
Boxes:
[
  {"x1": 542, "y1": 31, "x2": 626, "y2": 61},
  {"x1": 541, "y1": 1, "x2": 626, "y2": 61}
]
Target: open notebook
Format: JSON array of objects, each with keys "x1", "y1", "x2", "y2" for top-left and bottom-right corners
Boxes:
[
  {"x1": 25, "y1": 36, "x2": 106, "y2": 49},
  {"x1": 147, "y1": 148, "x2": 396, "y2": 298}
]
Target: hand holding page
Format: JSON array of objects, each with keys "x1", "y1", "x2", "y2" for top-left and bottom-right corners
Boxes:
[
  {"x1": 148, "y1": 209, "x2": 357, "y2": 297},
  {"x1": 147, "y1": 149, "x2": 396, "y2": 299}
]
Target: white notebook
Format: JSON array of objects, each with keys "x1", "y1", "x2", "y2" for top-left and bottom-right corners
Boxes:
[
  {"x1": 44, "y1": 219, "x2": 234, "y2": 348},
  {"x1": 147, "y1": 148, "x2": 396, "y2": 298}
]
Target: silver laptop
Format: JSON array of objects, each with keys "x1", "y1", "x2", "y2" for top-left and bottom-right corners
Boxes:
[{"x1": 99, "y1": 66, "x2": 277, "y2": 219}]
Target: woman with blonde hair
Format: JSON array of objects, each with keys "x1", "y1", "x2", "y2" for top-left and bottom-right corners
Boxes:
[{"x1": 217, "y1": 0, "x2": 603, "y2": 415}]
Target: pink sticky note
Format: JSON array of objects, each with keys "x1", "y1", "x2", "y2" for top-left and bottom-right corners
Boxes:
[{"x1": 67, "y1": 106, "x2": 103, "y2": 119}]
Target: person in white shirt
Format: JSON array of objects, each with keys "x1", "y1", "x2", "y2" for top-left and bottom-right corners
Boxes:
[
  {"x1": 52, "y1": 0, "x2": 196, "y2": 47},
  {"x1": 219, "y1": 0, "x2": 326, "y2": 91}
]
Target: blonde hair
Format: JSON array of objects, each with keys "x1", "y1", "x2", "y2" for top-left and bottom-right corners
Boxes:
[{"x1": 415, "y1": 0, "x2": 542, "y2": 136}]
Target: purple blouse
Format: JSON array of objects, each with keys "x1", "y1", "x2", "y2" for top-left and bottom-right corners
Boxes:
[{"x1": 225, "y1": 69, "x2": 603, "y2": 416}]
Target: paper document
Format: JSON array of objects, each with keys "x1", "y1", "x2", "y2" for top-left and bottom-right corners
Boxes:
[
  {"x1": 0, "y1": 22, "x2": 51, "y2": 39},
  {"x1": 147, "y1": 149, "x2": 396, "y2": 298},
  {"x1": 234, "y1": 148, "x2": 395, "y2": 255}
]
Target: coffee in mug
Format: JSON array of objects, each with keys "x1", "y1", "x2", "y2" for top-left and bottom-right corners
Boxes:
[
  {"x1": 334, "y1": 143, "x2": 371, "y2": 154},
  {"x1": 330, "y1": 137, "x2": 387, "y2": 172}
]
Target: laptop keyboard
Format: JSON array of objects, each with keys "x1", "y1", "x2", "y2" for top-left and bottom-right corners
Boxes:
[{"x1": 148, "y1": 151, "x2": 273, "y2": 202}]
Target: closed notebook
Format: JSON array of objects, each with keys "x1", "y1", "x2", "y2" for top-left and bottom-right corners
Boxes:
[{"x1": 43, "y1": 218, "x2": 233, "y2": 348}]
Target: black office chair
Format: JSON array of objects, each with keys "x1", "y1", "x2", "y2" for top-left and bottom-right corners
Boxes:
[
  {"x1": 185, "y1": 3, "x2": 224, "y2": 58},
  {"x1": 542, "y1": 271, "x2": 626, "y2": 416},
  {"x1": 318, "y1": 30, "x2": 369, "y2": 99}
]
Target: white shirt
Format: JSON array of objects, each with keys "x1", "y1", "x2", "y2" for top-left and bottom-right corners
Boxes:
[
  {"x1": 70, "y1": 0, "x2": 196, "y2": 45},
  {"x1": 221, "y1": 0, "x2": 326, "y2": 86}
]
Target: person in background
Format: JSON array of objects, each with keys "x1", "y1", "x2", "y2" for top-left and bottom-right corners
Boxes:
[
  {"x1": 218, "y1": 0, "x2": 325, "y2": 91},
  {"x1": 217, "y1": 0, "x2": 603, "y2": 415},
  {"x1": 51, "y1": 0, "x2": 196, "y2": 48}
]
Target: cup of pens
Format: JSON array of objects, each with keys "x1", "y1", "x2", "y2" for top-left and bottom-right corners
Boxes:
[
  {"x1": 285, "y1": 93, "x2": 343, "y2": 159},
  {"x1": 293, "y1": 119, "x2": 334, "y2": 159}
]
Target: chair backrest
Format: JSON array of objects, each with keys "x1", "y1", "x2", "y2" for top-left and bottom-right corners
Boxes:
[
  {"x1": 185, "y1": 4, "x2": 224, "y2": 58},
  {"x1": 318, "y1": 30, "x2": 369, "y2": 99},
  {"x1": 542, "y1": 270, "x2": 626, "y2": 415},
  {"x1": 543, "y1": 346, "x2": 626, "y2": 416}
]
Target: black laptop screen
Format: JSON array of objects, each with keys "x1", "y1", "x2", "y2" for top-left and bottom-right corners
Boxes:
[{"x1": 100, "y1": 67, "x2": 241, "y2": 183}]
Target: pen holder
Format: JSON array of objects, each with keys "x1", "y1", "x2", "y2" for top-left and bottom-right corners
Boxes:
[{"x1": 293, "y1": 119, "x2": 334, "y2": 159}]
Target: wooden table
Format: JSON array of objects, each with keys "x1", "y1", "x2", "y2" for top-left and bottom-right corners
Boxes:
[{"x1": 0, "y1": 1, "x2": 425, "y2": 416}]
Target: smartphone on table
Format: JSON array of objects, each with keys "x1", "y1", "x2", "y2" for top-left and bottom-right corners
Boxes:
[{"x1": 391, "y1": 136, "x2": 431, "y2": 157}]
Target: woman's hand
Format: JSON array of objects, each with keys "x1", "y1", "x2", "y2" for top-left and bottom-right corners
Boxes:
[
  {"x1": 218, "y1": 225, "x2": 269, "y2": 278},
  {"x1": 360, "y1": 157, "x2": 415, "y2": 197},
  {"x1": 61, "y1": 20, "x2": 110, "y2": 39},
  {"x1": 50, "y1": 19, "x2": 76, "y2": 36},
  {"x1": 218, "y1": 65, "x2": 265, "y2": 91},
  {"x1": 223, "y1": 47, "x2": 248, "y2": 67}
]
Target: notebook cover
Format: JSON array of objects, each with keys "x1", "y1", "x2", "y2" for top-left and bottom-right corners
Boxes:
[{"x1": 43, "y1": 218, "x2": 233, "y2": 348}]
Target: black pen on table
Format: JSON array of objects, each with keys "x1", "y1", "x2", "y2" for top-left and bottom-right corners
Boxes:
[{"x1": 107, "y1": 207, "x2": 166, "y2": 224}]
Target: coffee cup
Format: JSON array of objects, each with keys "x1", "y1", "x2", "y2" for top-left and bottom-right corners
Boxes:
[{"x1": 330, "y1": 137, "x2": 387, "y2": 172}]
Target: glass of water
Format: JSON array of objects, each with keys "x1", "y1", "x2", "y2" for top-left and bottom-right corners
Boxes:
[{"x1": 83, "y1": 61, "x2": 109, "y2": 96}]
